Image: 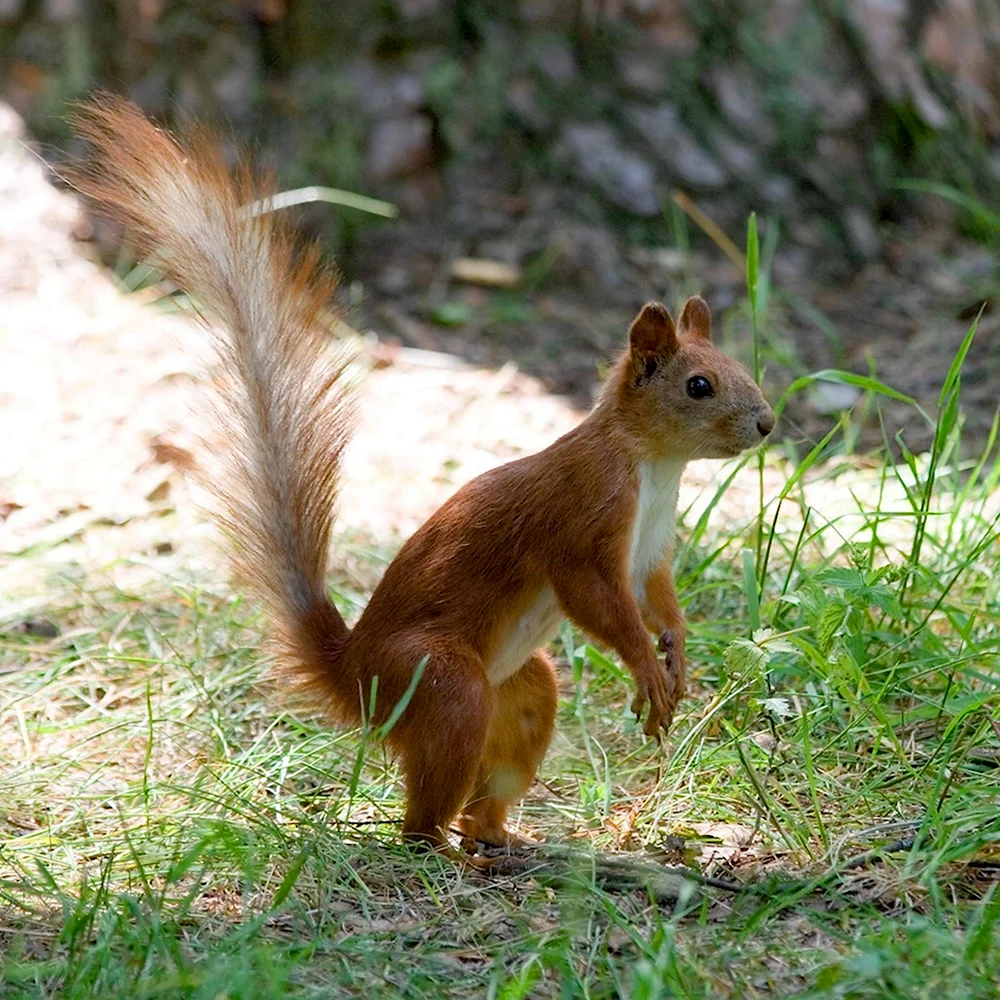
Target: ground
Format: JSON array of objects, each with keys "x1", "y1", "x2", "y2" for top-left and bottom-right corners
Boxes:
[
  {"x1": 348, "y1": 161, "x2": 1000, "y2": 458},
  {"x1": 2, "y1": 103, "x2": 999, "y2": 998}
]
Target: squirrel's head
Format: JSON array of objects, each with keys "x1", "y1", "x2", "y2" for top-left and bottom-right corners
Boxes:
[{"x1": 613, "y1": 297, "x2": 775, "y2": 460}]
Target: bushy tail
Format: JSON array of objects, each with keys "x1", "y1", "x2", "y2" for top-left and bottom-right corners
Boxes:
[{"x1": 73, "y1": 95, "x2": 358, "y2": 716}]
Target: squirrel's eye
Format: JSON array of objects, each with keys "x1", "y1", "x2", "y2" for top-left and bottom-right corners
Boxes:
[{"x1": 686, "y1": 375, "x2": 714, "y2": 399}]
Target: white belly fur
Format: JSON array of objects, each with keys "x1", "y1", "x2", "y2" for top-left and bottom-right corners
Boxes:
[
  {"x1": 487, "y1": 586, "x2": 562, "y2": 686},
  {"x1": 485, "y1": 457, "x2": 686, "y2": 687},
  {"x1": 629, "y1": 457, "x2": 686, "y2": 602}
]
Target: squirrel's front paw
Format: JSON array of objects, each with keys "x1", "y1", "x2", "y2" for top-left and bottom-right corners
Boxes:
[
  {"x1": 631, "y1": 662, "x2": 677, "y2": 737},
  {"x1": 657, "y1": 627, "x2": 687, "y2": 702}
]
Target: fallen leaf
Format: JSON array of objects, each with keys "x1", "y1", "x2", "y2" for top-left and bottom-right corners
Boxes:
[
  {"x1": 149, "y1": 435, "x2": 197, "y2": 472},
  {"x1": 450, "y1": 257, "x2": 522, "y2": 288},
  {"x1": 145, "y1": 479, "x2": 172, "y2": 503},
  {"x1": 688, "y1": 821, "x2": 757, "y2": 848}
]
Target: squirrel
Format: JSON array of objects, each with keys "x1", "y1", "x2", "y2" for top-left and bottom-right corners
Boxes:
[{"x1": 73, "y1": 96, "x2": 775, "y2": 852}]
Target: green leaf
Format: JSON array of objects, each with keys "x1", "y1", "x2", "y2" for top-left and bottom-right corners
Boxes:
[
  {"x1": 865, "y1": 583, "x2": 904, "y2": 620},
  {"x1": 760, "y1": 696, "x2": 795, "y2": 718},
  {"x1": 752, "y1": 627, "x2": 798, "y2": 653},
  {"x1": 937, "y1": 311, "x2": 982, "y2": 412},
  {"x1": 818, "y1": 600, "x2": 846, "y2": 653},
  {"x1": 815, "y1": 963, "x2": 843, "y2": 989},
  {"x1": 429, "y1": 301, "x2": 470, "y2": 327},
  {"x1": 724, "y1": 638, "x2": 770, "y2": 676},
  {"x1": 246, "y1": 186, "x2": 399, "y2": 220},
  {"x1": 583, "y1": 644, "x2": 629, "y2": 682},
  {"x1": 376, "y1": 655, "x2": 428, "y2": 739},
  {"x1": 775, "y1": 369, "x2": 925, "y2": 423},
  {"x1": 742, "y1": 548, "x2": 761, "y2": 632},
  {"x1": 814, "y1": 567, "x2": 866, "y2": 591},
  {"x1": 271, "y1": 845, "x2": 311, "y2": 908},
  {"x1": 746, "y1": 212, "x2": 760, "y2": 314},
  {"x1": 894, "y1": 178, "x2": 1000, "y2": 232}
]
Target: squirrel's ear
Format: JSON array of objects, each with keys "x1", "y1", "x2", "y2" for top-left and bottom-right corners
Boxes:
[
  {"x1": 678, "y1": 295, "x2": 712, "y2": 341},
  {"x1": 629, "y1": 302, "x2": 679, "y2": 365}
]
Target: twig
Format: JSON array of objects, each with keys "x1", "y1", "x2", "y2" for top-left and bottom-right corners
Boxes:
[
  {"x1": 828, "y1": 819, "x2": 923, "y2": 867},
  {"x1": 670, "y1": 190, "x2": 745, "y2": 272},
  {"x1": 473, "y1": 842, "x2": 759, "y2": 900},
  {"x1": 839, "y1": 835, "x2": 918, "y2": 872}
]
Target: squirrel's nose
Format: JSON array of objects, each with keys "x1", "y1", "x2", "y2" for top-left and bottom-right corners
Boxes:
[{"x1": 757, "y1": 411, "x2": 775, "y2": 437}]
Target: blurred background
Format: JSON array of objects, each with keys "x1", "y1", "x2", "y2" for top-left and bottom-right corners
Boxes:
[{"x1": 3, "y1": 0, "x2": 1000, "y2": 453}]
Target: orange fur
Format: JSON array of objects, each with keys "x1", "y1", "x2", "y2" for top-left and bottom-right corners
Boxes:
[
  {"x1": 73, "y1": 97, "x2": 775, "y2": 850},
  {"x1": 459, "y1": 652, "x2": 558, "y2": 848}
]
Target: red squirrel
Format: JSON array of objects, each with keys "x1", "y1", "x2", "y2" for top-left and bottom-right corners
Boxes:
[{"x1": 74, "y1": 97, "x2": 775, "y2": 851}]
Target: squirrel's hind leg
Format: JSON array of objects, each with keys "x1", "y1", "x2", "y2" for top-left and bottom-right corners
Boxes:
[
  {"x1": 391, "y1": 642, "x2": 495, "y2": 848},
  {"x1": 458, "y1": 651, "x2": 557, "y2": 849}
]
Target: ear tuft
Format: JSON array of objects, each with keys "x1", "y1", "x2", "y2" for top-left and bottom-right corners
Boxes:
[
  {"x1": 678, "y1": 295, "x2": 712, "y2": 341},
  {"x1": 629, "y1": 301, "x2": 679, "y2": 362}
]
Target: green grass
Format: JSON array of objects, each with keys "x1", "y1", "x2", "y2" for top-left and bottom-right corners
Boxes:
[{"x1": 2, "y1": 309, "x2": 1000, "y2": 995}]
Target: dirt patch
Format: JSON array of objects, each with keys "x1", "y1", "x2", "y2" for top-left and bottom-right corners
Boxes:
[{"x1": 0, "y1": 103, "x2": 580, "y2": 588}]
